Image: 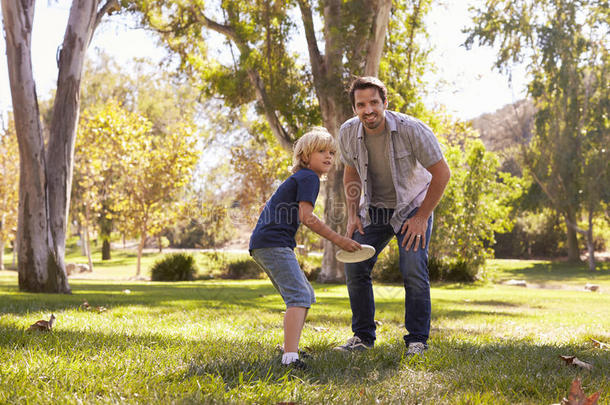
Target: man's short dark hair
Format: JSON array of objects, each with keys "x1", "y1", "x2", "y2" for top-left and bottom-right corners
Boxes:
[{"x1": 348, "y1": 76, "x2": 388, "y2": 108}]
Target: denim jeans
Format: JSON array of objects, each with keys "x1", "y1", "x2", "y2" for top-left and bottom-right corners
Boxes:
[
  {"x1": 345, "y1": 206, "x2": 433, "y2": 345},
  {"x1": 251, "y1": 247, "x2": 315, "y2": 308}
]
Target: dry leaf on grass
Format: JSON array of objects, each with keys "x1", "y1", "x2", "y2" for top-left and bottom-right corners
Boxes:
[
  {"x1": 590, "y1": 338, "x2": 609, "y2": 350},
  {"x1": 558, "y1": 378, "x2": 600, "y2": 405},
  {"x1": 27, "y1": 314, "x2": 56, "y2": 332},
  {"x1": 559, "y1": 355, "x2": 593, "y2": 371},
  {"x1": 95, "y1": 306, "x2": 108, "y2": 313},
  {"x1": 80, "y1": 300, "x2": 91, "y2": 310}
]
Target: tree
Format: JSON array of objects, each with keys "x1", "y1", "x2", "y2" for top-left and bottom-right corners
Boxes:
[
  {"x1": 78, "y1": 54, "x2": 207, "y2": 260},
  {"x1": 433, "y1": 135, "x2": 522, "y2": 276},
  {"x1": 1, "y1": 0, "x2": 119, "y2": 292},
  {"x1": 130, "y1": 0, "x2": 433, "y2": 281},
  {"x1": 106, "y1": 106, "x2": 199, "y2": 277},
  {"x1": 0, "y1": 115, "x2": 19, "y2": 270},
  {"x1": 465, "y1": 0, "x2": 610, "y2": 267}
]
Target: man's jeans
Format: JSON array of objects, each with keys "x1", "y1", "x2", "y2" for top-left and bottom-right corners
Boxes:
[{"x1": 345, "y1": 206, "x2": 432, "y2": 345}]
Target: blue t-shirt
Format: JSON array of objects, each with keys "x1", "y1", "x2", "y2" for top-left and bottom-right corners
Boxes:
[{"x1": 249, "y1": 168, "x2": 320, "y2": 250}]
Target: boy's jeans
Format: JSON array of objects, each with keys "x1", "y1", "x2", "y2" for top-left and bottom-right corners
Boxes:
[{"x1": 345, "y1": 206, "x2": 433, "y2": 345}]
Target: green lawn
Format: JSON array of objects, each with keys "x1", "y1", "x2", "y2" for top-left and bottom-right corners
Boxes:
[{"x1": 0, "y1": 255, "x2": 608, "y2": 404}]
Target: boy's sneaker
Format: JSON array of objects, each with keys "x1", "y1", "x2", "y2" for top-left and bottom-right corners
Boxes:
[
  {"x1": 283, "y1": 358, "x2": 307, "y2": 370},
  {"x1": 405, "y1": 342, "x2": 428, "y2": 356},
  {"x1": 333, "y1": 336, "x2": 373, "y2": 352}
]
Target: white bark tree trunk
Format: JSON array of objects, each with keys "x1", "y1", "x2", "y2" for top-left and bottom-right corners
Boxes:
[
  {"x1": 299, "y1": 0, "x2": 392, "y2": 282},
  {"x1": 1, "y1": 0, "x2": 116, "y2": 292}
]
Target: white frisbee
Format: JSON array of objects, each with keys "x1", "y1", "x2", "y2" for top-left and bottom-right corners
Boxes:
[{"x1": 336, "y1": 244, "x2": 376, "y2": 263}]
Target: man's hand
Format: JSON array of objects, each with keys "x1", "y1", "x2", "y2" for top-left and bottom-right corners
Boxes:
[
  {"x1": 345, "y1": 216, "x2": 364, "y2": 239},
  {"x1": 400, "y1": 215, "x2": 428, "y2": 251}
]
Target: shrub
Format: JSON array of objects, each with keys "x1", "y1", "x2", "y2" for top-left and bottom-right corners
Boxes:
[
  {"x1": 150, "y1": 253, "x2": 197, "y2": 281},
  {"x1": 372, "y1": 242, "x2": 403, "y2": 283},
  {"x1": 224, "y1": 259, "x2": 265, "y2": 279},
  {"x1": 297, "y1": 254, "x2": 322, "y2": 281}
]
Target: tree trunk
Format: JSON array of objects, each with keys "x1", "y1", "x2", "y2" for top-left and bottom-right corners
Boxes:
[
  {"x1": 585, "y1": 210, "x2": 596, "y2": 271},
  {"x1": 136, "y1": 230, "x2": 146, "y2": 277},
  {"x1": 99, "y1": 208, "x2": 112, "y2": 260},
  {"x1": 299, "y1": 0, "x2": 392, "y2": 282},
  {"x1": 79, "y1": 222, "x2": 88, "y2": 256},
  {"x1": 0, "y1": 214, "x2": 4, "y2": 270},
  {"x1": 2, "y1": 0, "x2": 114, "y2": 292},
  {"x1": 83, "y1": 213, "x2": 94, "y2": 272},
  {"x1": 565, "y1": 210, "x2": 580, "y2": 262}
]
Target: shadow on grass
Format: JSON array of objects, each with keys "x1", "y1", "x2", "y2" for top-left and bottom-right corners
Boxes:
[
  {"x1": 491, "y1": 261, "x2": 610, "y2": 284},
  {"x1": 0, "y1": 282, "x2": 281, "y2": 315}
]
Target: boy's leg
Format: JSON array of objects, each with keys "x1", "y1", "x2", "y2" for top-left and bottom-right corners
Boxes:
[
  {"x1": 283, "y1": 307, "x2": 308, "y2": 354},
  {"x1": 395, "y1": 209, "x2": 433, "y2": 346}
]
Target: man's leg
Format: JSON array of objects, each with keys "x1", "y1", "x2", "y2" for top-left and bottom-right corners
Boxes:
[
  {"x1": 396, "y1": 209, "x2": 433, "y2": 346},
  {"x1": 344, "y1": 208, "x2": 394, "y2": 345}
]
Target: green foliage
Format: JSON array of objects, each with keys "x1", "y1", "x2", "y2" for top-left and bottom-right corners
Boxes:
[
  {"x1": 223, "y1": 259, "x2": 265, "y2": 280},
  {"x1": 465, "y1": 0, "x2": 610, "y2": 263},
  {"x1": 150, "y1": 253, "x2": 197, "y2": 281},
  {"x1": 433, "y1": 133, "x2": 523, "y2": 277},
  {"x1": 494, "y1": 209, "x2": 567, "y2": 258},
  {"x1": 371, "y1": 242, "x2": 478, "y2": 283},
  {"x1": 0, "y1": 114, "x2": 19, "y2": 254}
]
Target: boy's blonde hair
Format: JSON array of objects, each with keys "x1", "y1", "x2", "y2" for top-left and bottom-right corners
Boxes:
[{"x1": 292, "y1": 127, "x2": 337, "y2": 173}]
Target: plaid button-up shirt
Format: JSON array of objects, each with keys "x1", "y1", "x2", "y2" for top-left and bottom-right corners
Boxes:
[{"x1": 339, "y1": 110, "x2": 444, "y2": 232}]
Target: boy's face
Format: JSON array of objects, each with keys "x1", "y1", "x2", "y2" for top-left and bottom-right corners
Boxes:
[
  {"x1": 306, "y1": 148, "x2": 335, "y2": 176},
  {"x1": 353, "y1": 87, "x2": 387, "y2": 135}
]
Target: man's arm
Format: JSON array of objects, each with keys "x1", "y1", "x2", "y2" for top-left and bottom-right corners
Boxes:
[
  {"x1": 401, "y1": 158, "x2": 451, "y2": 251},
  {"x1": 343, "y1": 164, "x2": 364, "y2": 238},
  {"x1": 299, "y1": 201, "x2": 361, "y2": 251}
]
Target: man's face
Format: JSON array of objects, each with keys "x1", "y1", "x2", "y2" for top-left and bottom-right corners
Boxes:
[{"x1": 353, "y1": 87, "x2": 387, "y2": 134}]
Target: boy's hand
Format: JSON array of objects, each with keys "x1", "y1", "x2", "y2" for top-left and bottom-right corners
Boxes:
[{"x1": 337, "y1": 236, "x2": 361, "y2": 252}]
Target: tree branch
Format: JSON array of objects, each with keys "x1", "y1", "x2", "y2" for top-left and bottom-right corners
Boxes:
[
  {"x1": 191, "y1": 8, "x2": 240, "y2": 44},
  {"x1": 94, "y1": 0, "x2": 120, "y2": 33},
  {"x1": 297, "y1": 0, "x2": 324, "y2": 78},
  {"x1": 364, "y1": 0, "x2": 391, "y2": 76}
]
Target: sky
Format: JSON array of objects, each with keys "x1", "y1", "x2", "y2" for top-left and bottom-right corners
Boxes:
[{"x1": 0, "y1": 1, "x2": 528, "y2": 122}]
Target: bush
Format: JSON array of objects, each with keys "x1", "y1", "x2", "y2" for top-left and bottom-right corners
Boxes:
[
  {"x1": 297, "y1": 254, "x2": 322, "y2": 282},
  {"x1": 150, "y1": 253, "x2": 197, "y2": 281},
  {"x1": 370, "y1": 242, "x2": 479, "y2": 283},
  {"x1": 223, "y1": 259, "x2": 265, "y2": 279},
  {"x1": 372, "y1": 242, "x2": 403, "y2": 283}
]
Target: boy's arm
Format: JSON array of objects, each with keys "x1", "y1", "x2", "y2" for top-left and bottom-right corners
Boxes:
[{"x1": 299, "y1": 201, "x2": 361, "y2": 252}]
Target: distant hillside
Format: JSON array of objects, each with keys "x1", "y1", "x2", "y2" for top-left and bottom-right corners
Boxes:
[{"x1": 470, "y1": 99, "x2": 535, "y2": 152}]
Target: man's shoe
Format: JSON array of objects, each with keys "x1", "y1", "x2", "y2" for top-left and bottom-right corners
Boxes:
[
  {"x1": 405, "y1": 342, "x2": 428, "y2": 356},
  {"x1": 283, "y1": 358, "x2": 307, "y2": 370},
  {"x1": 333, "y1": 336, "x2": 373, "y2": 352}
]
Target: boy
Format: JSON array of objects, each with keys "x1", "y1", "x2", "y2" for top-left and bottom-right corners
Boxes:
[{"x1": 250, "y1": 127, "x2": 361, "y2": 369}]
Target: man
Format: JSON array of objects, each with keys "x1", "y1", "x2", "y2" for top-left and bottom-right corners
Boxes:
[{"x1": 336, "y1": 76, "x2": 451, "y2": 355}]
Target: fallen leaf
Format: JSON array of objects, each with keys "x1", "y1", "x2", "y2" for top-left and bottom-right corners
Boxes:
[
  {"x1": 590, "y1": 338, "x2": 609, "y2": 350},
  {"x1": 95, "y1": 306, "x2": 108, "y2": 313},
  {"x1": 559, "y1": 355, "x2": 593, "y2": 371},
  {"x1": 80, "y1": 300, "x2": 91, "y2": 310},
  {"x1": 27, "y1": 314, "x2": 56, "y2": 332},
  {"x1": 560, "y1": 378, "x2": 600, "y2": 405}
]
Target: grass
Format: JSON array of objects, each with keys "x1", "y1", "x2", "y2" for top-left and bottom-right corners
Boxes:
[{"x1": 0, "y1": 246, "x2": 609, "y2": 404}]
